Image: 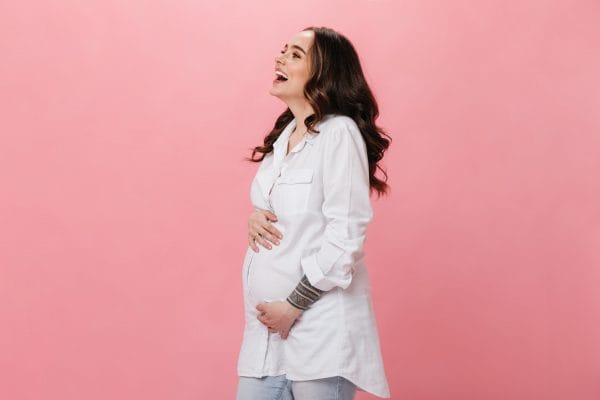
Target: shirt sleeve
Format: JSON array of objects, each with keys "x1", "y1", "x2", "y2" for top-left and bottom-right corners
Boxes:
[{"x1": 300, "y1": 119, "x2": 374, "y2": 291}]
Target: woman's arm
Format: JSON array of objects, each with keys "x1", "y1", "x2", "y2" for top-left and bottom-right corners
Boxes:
[
  {"x1": 286, "y1": 274, "x2": 325, "y2": 310},
  {"x1": 257, "y1": 119, "x2": 372, "y2": 336},
  {"x1": 299, "y1": 118, "x2": 373, "y2": 291}
]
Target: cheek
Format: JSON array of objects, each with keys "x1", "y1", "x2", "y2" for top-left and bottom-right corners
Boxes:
[
  {"x1": 292, "y1": 73, "x2": 310, "y2": 87},
  {"x1": 291, "y1": 66, "x2": 310, "y2": 83}
]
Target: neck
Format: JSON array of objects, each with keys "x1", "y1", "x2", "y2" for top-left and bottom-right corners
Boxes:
[{"x1": 287, "y1": 100, "x2": 314, "y2": 135}]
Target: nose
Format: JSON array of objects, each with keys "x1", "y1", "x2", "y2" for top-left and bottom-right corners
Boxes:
[{"x1": 275, "y1": 53, "x2": 285, "y2": 65}]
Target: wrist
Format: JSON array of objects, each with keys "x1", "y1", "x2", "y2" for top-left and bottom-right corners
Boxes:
[
  {"x1": 286, "y1": 298, "x2": 305, "y2": 316},
  {"x1": 286, "y1": 275, "x2": 324, "y2": 311}
]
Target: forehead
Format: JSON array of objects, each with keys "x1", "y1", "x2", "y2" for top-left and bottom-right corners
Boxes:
[{"x1": 285, "y1": 30, "x2": 314, "y2": 50}]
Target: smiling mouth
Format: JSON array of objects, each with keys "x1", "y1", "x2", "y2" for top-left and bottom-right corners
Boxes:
[{"x1": 274, "y1": 71, "x2": 288, "y2": 83}]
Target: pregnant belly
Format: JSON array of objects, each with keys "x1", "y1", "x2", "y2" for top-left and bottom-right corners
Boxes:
[{"x1": 247, "y1": 251, "x2": 303, "y2": 303}]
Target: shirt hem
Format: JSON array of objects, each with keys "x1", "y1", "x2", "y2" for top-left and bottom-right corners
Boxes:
[{"x1": 238, "y1": 369, "x2": 390, "y2": 399}]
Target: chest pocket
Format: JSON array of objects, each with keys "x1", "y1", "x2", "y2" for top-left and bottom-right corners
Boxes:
[{"x1": 271, "y1": 168, "x2": 314, "y2": 214}]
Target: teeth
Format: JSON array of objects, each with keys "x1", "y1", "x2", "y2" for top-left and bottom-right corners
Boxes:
[{"x1": 275, "y1": 71, "x2": 288, "y2": 80}]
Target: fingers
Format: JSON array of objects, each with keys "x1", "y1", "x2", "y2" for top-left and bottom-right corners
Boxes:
[
  {"x1": 258, "y1": 314, "x2": 273, "y2": 329},
  {"x1": 264, "y1": 210, "x2": 277, "y2": 220},
  {"x1": 248, "y1": 227, "x2": 272, "y2": 250},
  {"x1": 248, "y1": 210, "x2": 283, "y2": 251},
  {"x1": 264, "y1": 211, "x2": 278, "y2": 222},
  {"x1": 258, "y1": 317, "x2": 290, "y2": 339},
  {"x1": 262, "y1": 224, "x2": 283, "y2": 242},
  {"x1": 254, "y1": 232, "x2": 273, "y2": 250},
  {"x1": 257, "y1": 308, "x2": 274, "y2": 327},
  {"x1": 261, "y1": 212, "x2": 283, "y2": 240},
  {"x1": 257, "y1": 227, "x2": 280, "y2": 247},
  {"x1": 248, "y1": 233, "x2": 259, "y2": 252}
]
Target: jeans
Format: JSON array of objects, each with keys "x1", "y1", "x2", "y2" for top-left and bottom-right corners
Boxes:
[{"x1": 236, "y1": 374, "x2": 357, "y2": 400}]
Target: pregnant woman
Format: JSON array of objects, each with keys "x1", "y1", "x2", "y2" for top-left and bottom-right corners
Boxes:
[{"x1": 236, "y1": 26, "x2": 391, "y2": 399}]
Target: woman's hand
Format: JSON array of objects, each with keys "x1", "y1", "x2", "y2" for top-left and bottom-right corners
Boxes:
[
  {"x1": 248, "y1": 208, "x2": 283, "y2": 252},
  {"x1": 256, "y1": 301, "x2": 303, "y2": 339}
]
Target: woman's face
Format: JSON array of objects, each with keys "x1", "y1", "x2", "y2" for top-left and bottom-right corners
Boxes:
[{"x1": 269, "y1": 30, "x2": 314, "y2": 102}]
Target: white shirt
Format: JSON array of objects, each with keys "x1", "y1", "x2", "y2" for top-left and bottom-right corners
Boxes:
[{"x1": 237, "y1": 114, "x2": 390, "y2": 398}]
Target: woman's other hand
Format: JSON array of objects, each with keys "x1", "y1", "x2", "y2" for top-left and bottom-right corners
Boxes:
[
  {"x1": 248, "y1": 208, "x2": 283, "y2": 252},
  {"x1": 256, "y1": 301, "x2": 303, "y2": 339}
]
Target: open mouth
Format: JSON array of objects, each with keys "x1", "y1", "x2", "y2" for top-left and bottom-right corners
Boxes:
[{"x1": 274, "y1": 71, "x2": 288, "y2": 83}]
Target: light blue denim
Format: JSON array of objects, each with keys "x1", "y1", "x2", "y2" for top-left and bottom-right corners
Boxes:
[{"x1": 236, "y1": 374, "x2": 356, "y2": 400}]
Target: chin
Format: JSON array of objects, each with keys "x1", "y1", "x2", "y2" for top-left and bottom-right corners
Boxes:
[{"x1": 268, "y1": 90, "x2": 285, "y2": 102}]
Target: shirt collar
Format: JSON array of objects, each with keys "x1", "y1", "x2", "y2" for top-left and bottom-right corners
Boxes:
[{"x1": 273, "y1": 116, "x2": 325, "y2": 154}]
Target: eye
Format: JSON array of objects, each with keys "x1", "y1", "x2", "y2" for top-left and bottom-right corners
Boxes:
[{"x1": 293, "y1": 53, "x2": 300, "y2": 58}]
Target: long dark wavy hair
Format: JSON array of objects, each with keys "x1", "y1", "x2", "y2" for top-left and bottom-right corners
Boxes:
[{"x1": 246, "y1": 26, "x2": 391, "y2": 197}]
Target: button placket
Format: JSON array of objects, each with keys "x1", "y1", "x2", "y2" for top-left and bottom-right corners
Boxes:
[{"x1": 264, "y1": 119, "x2": 315, "y2": 209}]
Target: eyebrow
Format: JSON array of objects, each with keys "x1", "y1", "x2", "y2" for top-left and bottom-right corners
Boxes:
[{"x1": 283, "y1": 43, "x2": 307, "y2": 55}]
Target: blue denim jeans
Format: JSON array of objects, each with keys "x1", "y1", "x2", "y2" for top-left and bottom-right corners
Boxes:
[{"x1": 236, "y1": 374, "x2": 357, "y2": 400}]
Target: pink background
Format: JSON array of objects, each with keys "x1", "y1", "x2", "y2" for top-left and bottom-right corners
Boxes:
[{"x1": 1, "y1": 1, "x2": 599, "y2": 399}]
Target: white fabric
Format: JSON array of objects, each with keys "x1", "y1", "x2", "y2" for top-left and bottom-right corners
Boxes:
[{"x1": 237, "y1": 114, "x2": 390, "y2": 398}]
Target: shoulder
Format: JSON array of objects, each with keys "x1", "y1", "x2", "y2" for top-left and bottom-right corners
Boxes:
[
  {"x1": 318, "y1": 114, "x2": 362, "y2": 143},
  {"x1": 317, "y1": 115, "x2": 368, "y2": 162},
  {"x1": 320, "y1": 114, "x2": 359, "y2": 132}
]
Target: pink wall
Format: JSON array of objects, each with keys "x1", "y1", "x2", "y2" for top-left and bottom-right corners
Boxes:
[{"x1": 1, "y1": 1, "x2": 599, "y2": 399}]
